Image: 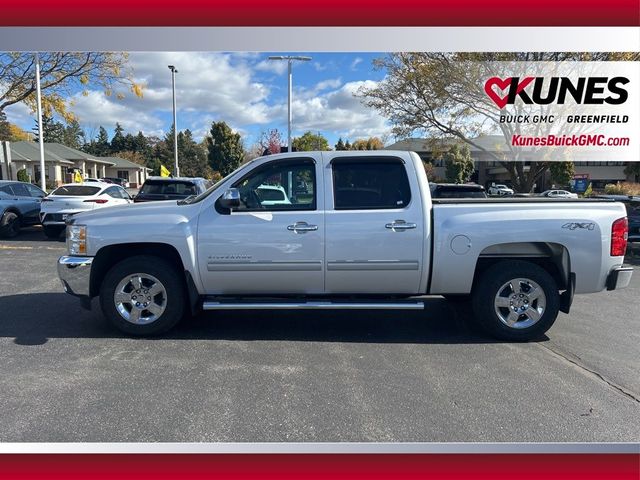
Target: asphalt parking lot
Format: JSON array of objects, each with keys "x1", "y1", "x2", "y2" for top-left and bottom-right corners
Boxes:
[{"x1": 0, "y1": 227, "x2": 638, "y2": 442}]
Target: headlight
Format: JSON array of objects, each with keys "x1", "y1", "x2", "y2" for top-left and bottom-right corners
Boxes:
[{"x1": 67, "y1": 225, "x2": 87, "y2": 255}]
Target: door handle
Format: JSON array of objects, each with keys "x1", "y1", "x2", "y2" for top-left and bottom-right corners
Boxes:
[
  {"x1": 385, "y1": 220, "x2": 417, "y2": 231},
  {"x1": 287, "y1": 221, "x2": 318, "y2": 233}
]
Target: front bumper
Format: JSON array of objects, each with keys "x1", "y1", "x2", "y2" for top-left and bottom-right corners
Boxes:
[
  {"x1": 57, "y1": 256, "x2": 94, "y2": 306},
  {"x1": 606, "y1": 265, "x2": 633, "y2": 291}
]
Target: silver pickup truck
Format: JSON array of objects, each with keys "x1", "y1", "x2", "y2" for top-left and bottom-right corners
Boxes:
[{"x1": 57, "y1": 150, "x2": 633, "y2": 340}]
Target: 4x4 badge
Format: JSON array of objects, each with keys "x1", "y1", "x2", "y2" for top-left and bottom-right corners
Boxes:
[{"x1": 562, "y1": 222, "x2": 595, "y2": 231}]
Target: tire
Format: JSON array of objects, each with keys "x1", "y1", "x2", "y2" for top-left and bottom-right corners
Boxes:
[
  {"x1": 43, "y1": 225, "x2": 65, "y2": 239},
  {"x1": 99, "y1": 255, "x2": 186, "y2": 336},
  {"x1": 0, "y1": 211, "x2": 20, "y2": 238},
  {"x1": 471, "y1": 260, "x2": 560, "y2": 341}
]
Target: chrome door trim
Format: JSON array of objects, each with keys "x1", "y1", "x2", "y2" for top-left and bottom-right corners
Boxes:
[
  {"x1": 327, "y1": 261, "x2": 419, "y2": 271},
  {"x1": 207, "y1": 261, "x2": 323, "y2": 272}
]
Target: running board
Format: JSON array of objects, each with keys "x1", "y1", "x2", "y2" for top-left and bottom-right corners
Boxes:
[{"x1": 202, "y1": 300, "x2": 425, "y2": 311}]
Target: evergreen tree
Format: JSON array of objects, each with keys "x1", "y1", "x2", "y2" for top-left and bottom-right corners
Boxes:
[
  {"x1": 110, "y1": 122, "x2": 126, "y2": 152},
  {"x1": 85, "y1": 126, "x2": 111, "y2": 157},
  {"x1": 62, "y1": 119, "x2": 85, "y2": 149},
  {"x1": 206, "y1": 121, "x2": 245, "y2": 177},
  {"x1": 178, "y1": 129, "x2": 212, "y2": 178},
  {"x1": 0, "y1": 110, "x2": 11, "y2": 141},
  {"x1": 33, "y1": 114, "x2": 65, "y2": 143},
  {"x1": 335, "y1": 138, "x2": 346, "y2": 151}
]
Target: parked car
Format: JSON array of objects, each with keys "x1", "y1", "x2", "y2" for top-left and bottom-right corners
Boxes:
[
  {"x1": 593, "y1": 195, "x2": 640, "y2": 242},
  {"x1": 41, "y1": 182, "x2": 133, "y2": 238},
  {"x1": 540, "y1": 189, "x2": 578, "y2": 199},
  {"x1": 430, "y1": 183, "x2": 487, "y2": 199},
  {"x1": 101, "y1": 177, "x2": 130, "y2": 188},
  {"x1": 0, "y1": 180, "x2": 46, "y2": 238},
  {"x1": 57, "y1": 150, "x2": 632, "y2": 341},
  {"x1": 134, "y1": 177, "x2": 209, "y2": 203},
  {"x1": 488, "y1": 184, "x2": 515, "y2": 196}
]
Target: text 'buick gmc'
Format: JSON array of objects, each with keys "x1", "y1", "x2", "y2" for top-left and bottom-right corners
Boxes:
[{"x1": 57, "y1": 151, "x2": 633, "y2": 341}]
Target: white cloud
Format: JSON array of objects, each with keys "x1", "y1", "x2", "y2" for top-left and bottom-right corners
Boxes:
[
  {"x1": 350, "y1": 57, "x2": 363, "y2": 70},
  {"x1": 255, "y1": 59, "x2": 288, "y2": 75},
  {"x1": 290, "y1": 80, "x2": 391, "y2": 140},
  {"x1": 69, "y1": 90, "x2": 165, "y2": 137}
]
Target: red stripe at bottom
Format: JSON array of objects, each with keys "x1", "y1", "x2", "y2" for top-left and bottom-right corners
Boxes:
[{"x1": 0, "y1": 454, "x2": 638, "y2": 480}]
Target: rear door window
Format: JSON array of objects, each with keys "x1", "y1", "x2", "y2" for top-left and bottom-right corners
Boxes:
[
  {"x1": 332, "y1": 158, "x2": 411, "y2": 210},
  {"x1": 51, "y1": 185, "x2": 101, "y2": 196}
]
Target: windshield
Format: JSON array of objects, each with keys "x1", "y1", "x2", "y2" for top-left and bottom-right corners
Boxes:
[
  {"x1": 51, "y1": 185, "x2": 101, "y2": 196},
  {"x1": 140, "y1": 180, "x2": 198, "y2": 195}
]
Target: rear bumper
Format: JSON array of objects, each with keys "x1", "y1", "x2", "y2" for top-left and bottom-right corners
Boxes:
[
  {"x1": 606, "y1": 265, "x2": 633, "y2": 291},
  {"x1": 57, "y1": 256, "x2": 94, "y2": 308}
]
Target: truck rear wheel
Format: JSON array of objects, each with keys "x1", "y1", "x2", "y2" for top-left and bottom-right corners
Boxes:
[
  {"x1": 471, "y1": 260, "x2": 560, "y2": 341},
  {"x1": 99, "y1": 255, "x2": 186, "y2": 336}
]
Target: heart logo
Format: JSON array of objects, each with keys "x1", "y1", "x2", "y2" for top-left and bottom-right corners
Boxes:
[{"x1": 484, "y1": 76, "x2": 534, "y2": 109}]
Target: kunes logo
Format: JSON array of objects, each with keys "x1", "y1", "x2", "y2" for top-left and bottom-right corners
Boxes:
[{"x1": 484, "y1": 76, "x2": 629, "y2": 109}]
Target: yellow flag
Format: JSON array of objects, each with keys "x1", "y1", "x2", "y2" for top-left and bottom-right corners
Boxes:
[
  {"x1": 160, "y1": 165, "x2": 171, "y2": 177},
  {"x1": 74, "y1": 171, "x2": 83, "y2": 183}
]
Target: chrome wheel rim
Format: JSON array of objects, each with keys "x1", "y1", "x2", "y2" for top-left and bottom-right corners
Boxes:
[
  {"x1": 494, "y1": 278, "x2": 546, "y2": 329},
  {"x1": 114, "y1": 273, "x2": 167, "y2": 325}
]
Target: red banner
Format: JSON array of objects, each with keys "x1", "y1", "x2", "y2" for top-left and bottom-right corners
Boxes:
[
  {"x1": 0, "y1": 0, "x2": 639, "y2": 26},
  {"x1": 0, "y1": 454, "x2": 638, "y2": 479}
]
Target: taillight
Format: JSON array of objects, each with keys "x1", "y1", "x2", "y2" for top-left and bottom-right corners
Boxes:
[
  {"x1": 611, "y1": 217, "x2": 628, "y2": 257},
  {"x1": 83, "y1": 199, "x2": 108, "y2": 204}
]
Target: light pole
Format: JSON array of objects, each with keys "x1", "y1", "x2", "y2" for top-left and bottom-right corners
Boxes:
[
  {"x1": 268, "y1": 55, "x2": 312, "y2": 152},
  {"x1": 35, "y1": 52, "x2": 46, "y2": 190},
  {"x1": 168, "y1": 65, "x2": 179, "y2": 177}
]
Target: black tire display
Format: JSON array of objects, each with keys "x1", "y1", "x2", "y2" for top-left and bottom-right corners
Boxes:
[
  {"x1": 99, "y1": 255, "x2": 186, "y2": 336},
  {"x1": 0, "y1": 211, "x2": 20, "y2": 238},
  {"x1": 471, "y1": 260, "x2": 560, "y2": 341}
]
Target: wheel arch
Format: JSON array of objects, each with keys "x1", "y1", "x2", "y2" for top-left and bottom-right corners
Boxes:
[
  {"x1": 472, "y1": 242, "x2": 571, "y2": 292},
  {"x1": 89, "y1": 243, "x2": 200, "y2": 314}
]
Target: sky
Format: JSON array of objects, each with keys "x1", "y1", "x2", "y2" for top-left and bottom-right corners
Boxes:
[{"x1": 4, "y1": 52, "x2": 392, "y2": 150}]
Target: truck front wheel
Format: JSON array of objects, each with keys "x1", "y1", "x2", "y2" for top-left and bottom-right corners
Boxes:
[
  {"x1": 99, "y1": 255, "x2": 186, "y2": 336},
  {"x1": 471, "y1": 260, "x2": 560, "y2": 341}
]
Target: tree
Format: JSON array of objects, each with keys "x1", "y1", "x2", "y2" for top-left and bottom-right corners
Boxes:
[
  {"x1": 443, "y1": 143, "x2": 475, "y2": 183},
  {"x1": 85, "y1": 126, "x2": 111, "y2": 157},
  {"x1": 256, "y1": 128, "x2": 283, "y2": 155},
  {"x1": 206, "y1": 121, "x2": 245, "y2": 177},
  {"x1": 62, "y1": 119, "x2": 85, "y2": 149},
  {"x1": 33, "y1": 114, "x2": 65, "y2": 143},
  {"x1": 110, "y1": 123, "x2": 126, "y2": 152},
  {"x1": 344, "y1": 140, "x2": 352, "y2": 150},
  {"x1": 0, "y1": 111, "x2": 10, "y2": 141},
  {"x1": 350, "y1": 137, "x2": 384, "y2": 150},
  {"x1": 0, "y1": 52, "x2": 142, "y2": 121},
  {"x1": 8, "y1": 124, "x2": 32, "y2": 141},
  {"x1": 335, "y1": 138, "x2": 346, "y2": 150},
  {"x1": 549, "y1": 161, "x2": 575, "y2": 187},
  {"x1": 292, "y1": 131, "x2": 330, "y2": 151},
  {"x1": 358, "y1": 52, "x2": 639, "y2": 193},
  {"x1": 178, "y1": 129, "x2": 212, "y2": 178}
]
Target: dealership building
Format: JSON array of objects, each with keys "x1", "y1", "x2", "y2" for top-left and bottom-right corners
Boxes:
[
  {"x1": 386, "y1": 136, "x2": 632, "y2": 192},
  {"x1": 0, "y1": 141, "x2": 151, "y2": 187}
]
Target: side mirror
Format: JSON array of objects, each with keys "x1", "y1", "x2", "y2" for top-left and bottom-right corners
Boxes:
[{"x1": 219, "y1": 188, "x2": 240, "y2": 210}]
